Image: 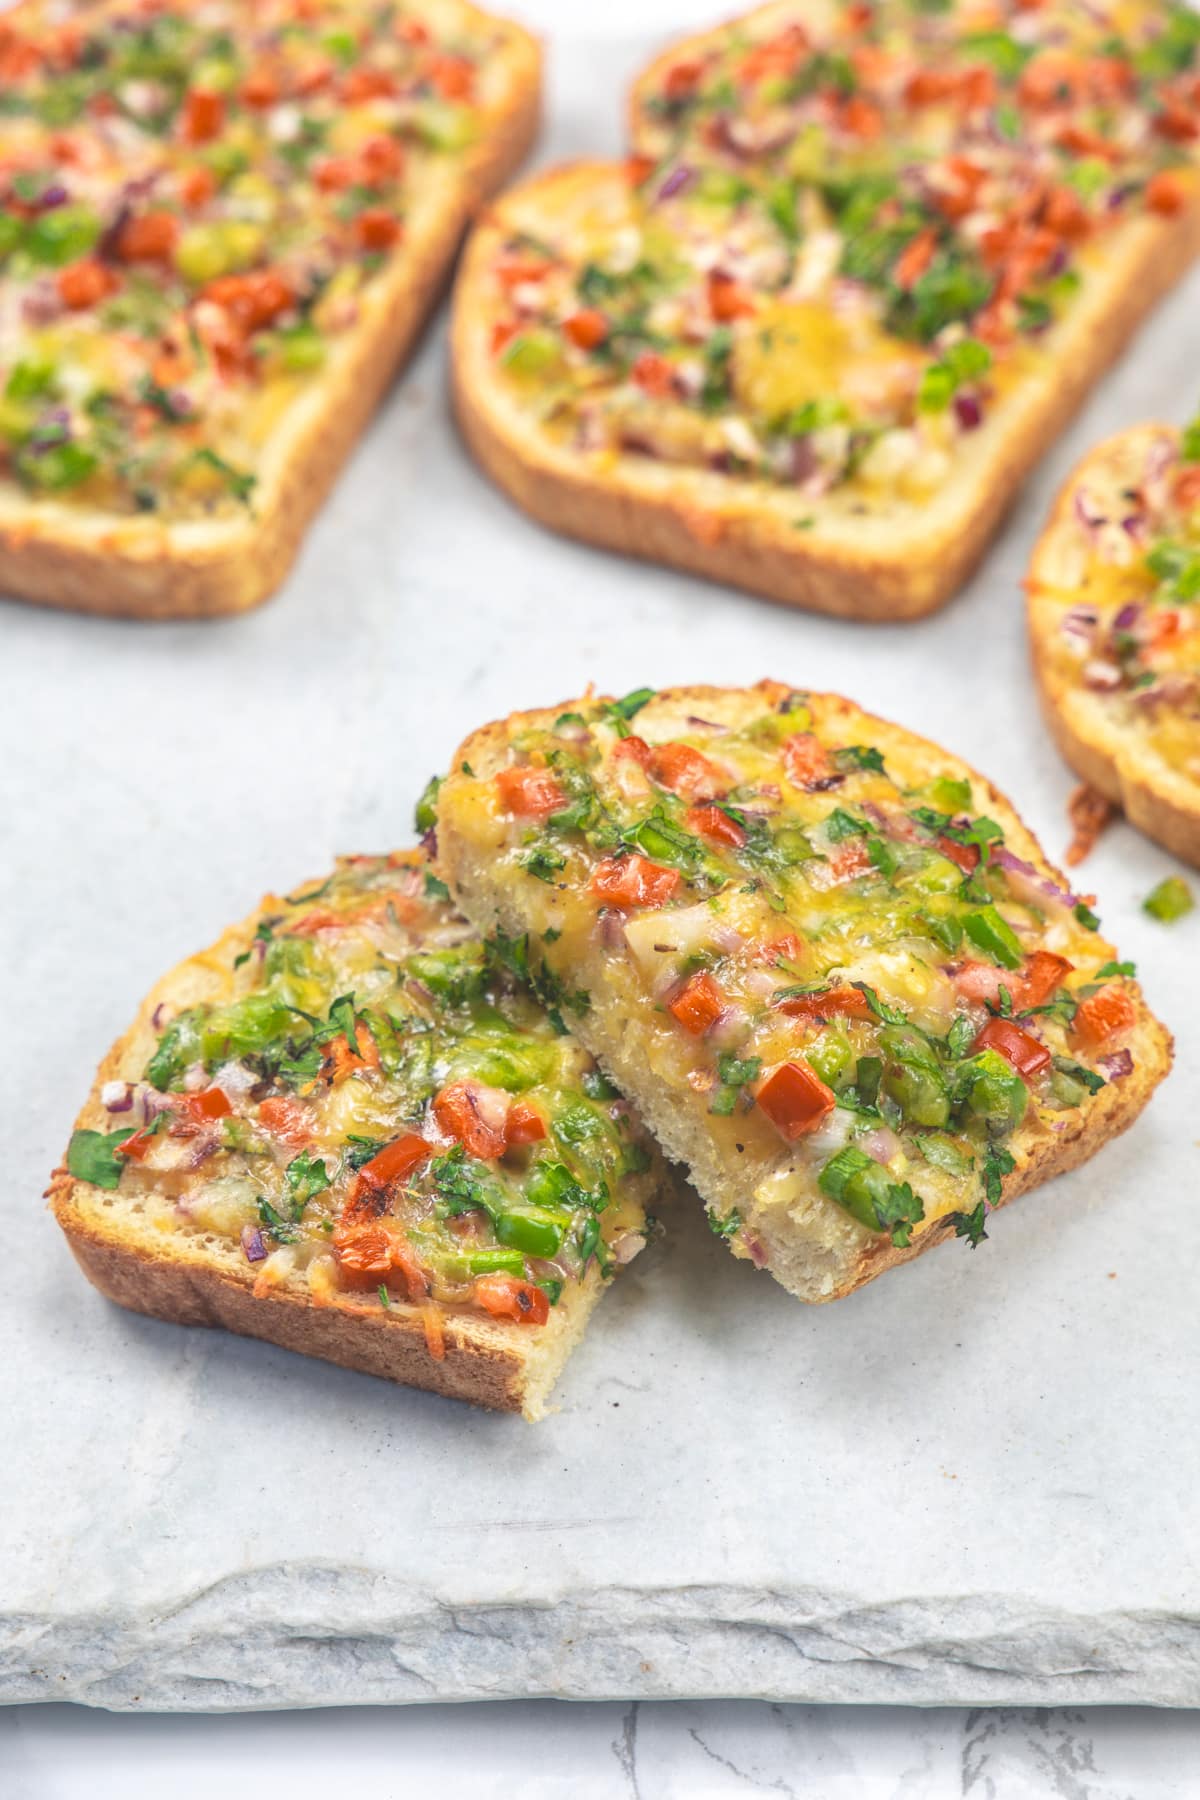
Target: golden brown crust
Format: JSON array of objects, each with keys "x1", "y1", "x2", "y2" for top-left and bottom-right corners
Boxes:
[
  {"x1": 0, "y1": 3, "x2": 541, "y2": 621},
  {"x1": 437, "y1": 681, "x2": 1173, "y2": 1302},
  {"x1": 46, "y1": 853, "x2": 613, "y2": 1419},
  {"x1": 1028, "y1": 425, "x2": 1200, "y2": 869},
  {"x1": 49, "y1": 1170, "x2": 536, "y2": 1412},
  {"x1": 451, "y1": 126, "x2": 1200, "y2": 622}
]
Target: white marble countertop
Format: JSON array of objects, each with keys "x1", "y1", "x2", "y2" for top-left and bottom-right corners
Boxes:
[
  {"x1": 6, "y1": 1700, "x2": 1200, "y2": 1796},
  {"x1": 6, "y1": 0, "x2": 1200, "y2": 1786}
]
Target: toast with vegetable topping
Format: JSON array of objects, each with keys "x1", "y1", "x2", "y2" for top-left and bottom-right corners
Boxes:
[
  {"x1": 452, "y1": 0, "x2": 1200, "y2": 620},
  {"x1": 436, "y1": 683, "x2": 1170, "y2": 1302},
  {"x1": 48, "y1": 852, "x2": 667, "y2": 1418},
  {"x1": 0, "y1": 0, "x2": 539, "y2": 618},
  {"x1": 1028, "y1": 419, "x2": 1200, "y2": 868}
]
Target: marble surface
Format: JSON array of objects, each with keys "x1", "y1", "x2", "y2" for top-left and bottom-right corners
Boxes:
[
  {"x1": 4, "y1": 11, "x2": 1200, "y2": 1721},
  {"x1": 6, "y1": 1701, "x2": 1200, "y2": 1798}
]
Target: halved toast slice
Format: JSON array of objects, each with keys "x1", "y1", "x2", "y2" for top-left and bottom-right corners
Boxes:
[
  {"x1": 452, "y1": 0, "x2": 1200, "y2": 620},
  {"x1": 1028, "y1": 421, "x2": 1200, "y2": 868},
  {"x1": 48, "y1": 851, "x2": 668, "y2": 1418},
  {"x1": 0, "y1": 0, "x2": 540, "y2": 619},
  {"x1": 437, "y1": 683, "x2": 1171, "y2": 1302}
]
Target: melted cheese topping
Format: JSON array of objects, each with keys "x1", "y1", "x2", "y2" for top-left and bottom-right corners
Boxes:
[
  {"x1": 442, "y1": 687, "x2": 1144, "y2": 1252},
  {"x1": 1034, "y1": 427, "x2": 1200, "y2": 782},
  {"x1": 67, "y1": 853, "x2": 656, "y2": 1330},
  {"x1": 0, "y1": 1, "x2": 509, "y2": 517},
  {"x1": 487, "y1": 0, "x2": 1199, "y2": 503}
]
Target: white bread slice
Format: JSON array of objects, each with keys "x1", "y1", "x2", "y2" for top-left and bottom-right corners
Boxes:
[
  {"x1": 0, "y1": 0, "x2": 540, "y2": 620},
  {"x1": 47, "y1": 852, "x2": 668, "y2": 1418},
  {"x1": 451, "y1": 4, "x2": 1200, "y2": 621},
  {"x1": 1028, "y1": 424, "x2": 1200, "y2": 869},
  {"x1": 437, "y1": 683, "x2": 1172, "y2": 1302}
]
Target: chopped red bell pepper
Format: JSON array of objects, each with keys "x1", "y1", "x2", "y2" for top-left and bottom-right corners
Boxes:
[
  {"x1": 358, "y1": 1133, "x2": 433, "y2": 1192},
  {"x1": 972, "y1": 1017, "x2": 1051, "y2": 1079},
  {"x1": 667, "y1": 971, "x2": 726, "y2": 1036},
  {"x1": 754, "y1": 1060, "x2": 836, "y2": 1140},
  {"x1": 590, "y1": 854, "x2": 681, "y2": 910},
  {"x1": 563, "y1": 308, "x2": 609, "y2": 350},
  {"x1": 775, "y1": 984, "x2": 870, "y2": 1021},
  {"x1": 257, "y1": 1095, "x2": 314, "y2": 1147},
  {"x1": 1072, "y1": 984, "x2": 1137, "y2": 1049},
  {"x1": 685, "y1": 803, "x2": 746, "y2": 848},
  {"x1": 473, "y1": 1274, "x2": 550, "y2": 1325},
  {"x1": 648, "y1": 741, "x2": 728, "y2": 801},
  {"x1": 936, "y1": 834, "x2": 980, "y2": 875},
  {"x1": 183, "y1": 1086, "x2": 232, "y2": 1122},
  {"x1": 494, "y1": 765, "x2": 566, "y2": 819},
  {"x1": 504, "y1": 1098, "x2": 547, "y2": 1147},
  {"x1": 180, "y1": 87, "x2": 224, "y2": 144},
  {"x1": 707, "y1": 270, "x2": 755, "y2": 320},
  {"x1": 782, "y1": 732, "x2": 832, "y2": 790},
  {"x1": 434, "y1": 1081, "x2": 507, "y2": 1161},
  {"x1": 1018, "y1": 950, "x2": 1073, "y2": 1008}
]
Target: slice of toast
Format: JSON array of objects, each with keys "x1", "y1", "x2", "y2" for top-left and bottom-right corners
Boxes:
[
  {"x1": 0, "y1": 0, "x2": 540, "y2": 619},
  {"x1": 1028, "y1": 422, "x2": 1200, "y2": 868},
  {"x1": 47, "y1": 851, "x2": 668, "y2": 1418},
  {"x1": 452, "y1": 1, "x2": 1200, "y2": 620},
  {"x1": 436, "y1": 683, "x2": 1171, "y2": 1302}
]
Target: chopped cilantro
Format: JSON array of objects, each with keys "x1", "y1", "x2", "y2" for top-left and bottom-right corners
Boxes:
[{"x1": 66, "y1": 1127, "x2": 134, "y2": 1190}]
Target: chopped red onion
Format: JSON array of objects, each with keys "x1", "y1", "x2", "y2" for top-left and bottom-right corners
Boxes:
[
  {"x1": 741, "y1": 1230, "x2": 770, "y2": 1268},
  {"x1": 1074, "y1": 488, "x2": 1107, "y2": 534},
  {"x1": 1143, "y1": 435, "x2": 1177, "y2": 510},
  {"x1": 954, "y1": 393, "x2": 983, "y2": 431},
  {"x1": 658, "y1": 165, "x2": 693, "y2": 201},
  {"x1": 596, "y1": 908, "x2": 626, "y2": 950},
  {"x1": 1113, "y1": 603, "x2": 1141, "y2": 632},
  {"x1": 1083, "y1": 659, "x2": 1123, "y2": 691},
  {"x1": 863, "y1": 1126, "x2": 901, "y2": 1165},
  {"x1": 1061, "y1": 607, "x2": 1099, "y2": 642},
  {"x1": 181, "y1": 1060, "x2": 208, "y2": 1093},
  {"x1": 213, "y1": 1060, "x2": 258, "y2": 1098},
  {"x1": 991, "y1": 847, "x2": 1080, "y2": 910},
  {"x1": 151, "y1": 1002, "x2": 169, "y2": 1030},
  {"x1": 101, "y1": 1080, "x2": 134, "y2": 1113},
  {"x1": 241, "y1": 1225, "x2": 268, "y2": 1264},
  {"x1": 21, "y1": 283, "x2": 65, "y2": 326},
  {"x1": 38, "y1": 184, "x2": 69, "y2": 210},
  {"x1": 1098, "y1": 1049, "x2": 1133, "y2": 1082}
]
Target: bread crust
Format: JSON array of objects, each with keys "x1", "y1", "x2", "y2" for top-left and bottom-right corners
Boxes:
[
  {"x1": 452, "y1": 118, "x2": 1200, "y2": 621},
  {"x1": 1028, "y1": 424, "x2": 1200, "y2": 869},
  {"x1": 437, "y1": 682, "x2": 1173, "y2": 1301},
  {"x1": 46, "y1": 855, "x2": 615, "y2": 1419},
  {"x1": 1, "y1": 1, "x2": 541, "y2": 621}
]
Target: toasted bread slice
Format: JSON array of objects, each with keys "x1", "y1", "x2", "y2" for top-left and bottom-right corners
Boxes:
[
  {"x1": 48, "y1": 852, "x2": 668, "y2": 1418},
  {"x1": 437, "y1": 683, "x2": 1171, "y2": 1302},
  {"x1": 1028, "y1": 423, "x2": 1200, "y2": 868},
  {"x1": 452, "y1": 1, "x2": 1200, "y2": 620},
  {"x1": 0, "y1": 0, "x2": 540, "y2": 620}
]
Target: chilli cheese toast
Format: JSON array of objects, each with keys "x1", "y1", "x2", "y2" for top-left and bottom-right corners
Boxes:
[
  {"x1": 0, "y1": 0, "x2": 539, "y2": 618},
  {"x1": 436, "y1": 684, "x2": 1171, "y2": 1302},
  {"x1": 1028, "y1": 419, "x2": 1200, "y2": 869},
  {"x1": 49, "y1": 852, "x2": 666, "y2": 1418},
  {"x1": 453, "y1": 0, "x2": 1200, "y2": 621}
]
